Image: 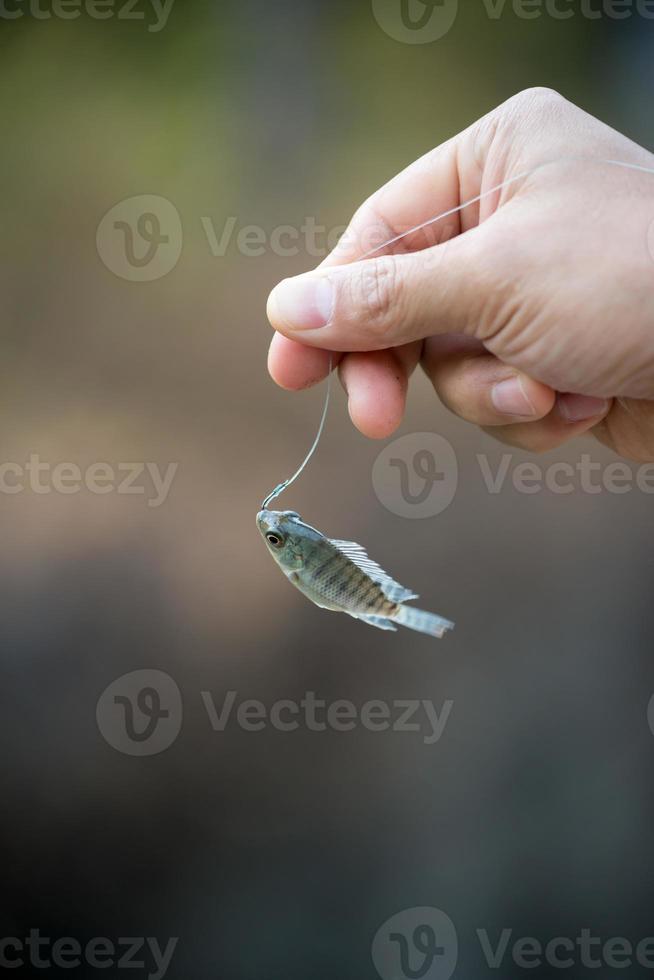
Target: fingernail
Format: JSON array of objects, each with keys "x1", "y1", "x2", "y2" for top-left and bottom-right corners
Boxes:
[
  {"x1": 558, "y1": 394, "x2": 609, "y2": 423},
  {"x1": 491, "y1": 377, "x2": 537, "y2": 417},
  {"x1": 269, "y1": 275, "x2": 334, "y2": 331}
]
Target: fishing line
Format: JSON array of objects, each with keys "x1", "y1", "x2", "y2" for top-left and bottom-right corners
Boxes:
[
  {"x1": 261, "y1": 356, "x2": 333, "y2": 509},
  {"x1": 359, "y1": 155, "x2": 654, "y2": 260},
  {"x1": 261, "y1": 155, "x2": 654, "y2": 509}
]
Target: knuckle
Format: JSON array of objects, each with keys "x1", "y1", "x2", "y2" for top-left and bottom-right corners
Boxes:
[
  {"x1": 350, "y1": 256, "x2": 402, "y2": 336},
  {"x1": 515, "y1": 86, "x2": 564, "y2": 110},
  {"x1": 501, "y1": 87, "x2": 568, "y2": 135}
]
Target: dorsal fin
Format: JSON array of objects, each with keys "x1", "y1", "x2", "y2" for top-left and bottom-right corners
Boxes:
[{"x1": 329, "y1": 539, "x2": 418, "y2": 604}]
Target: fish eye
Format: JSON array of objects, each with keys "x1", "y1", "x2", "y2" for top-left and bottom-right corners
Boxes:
[{"x1": 266, "y1": 532, "x2": 283, "y2": 548}]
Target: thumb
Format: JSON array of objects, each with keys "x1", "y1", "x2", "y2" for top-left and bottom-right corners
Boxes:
[{"x1": 266, "y1": 226, "x2": 494, "y2": 352}]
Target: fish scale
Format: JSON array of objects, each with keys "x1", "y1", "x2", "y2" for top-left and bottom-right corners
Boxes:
[{"x1": 319, "y1": 553, "x2": 389, "y2": 614}]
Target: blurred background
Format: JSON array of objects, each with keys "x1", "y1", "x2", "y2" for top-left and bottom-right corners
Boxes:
[{"x1": 0, "y1": 2, "x2": 653, "y2": 978}]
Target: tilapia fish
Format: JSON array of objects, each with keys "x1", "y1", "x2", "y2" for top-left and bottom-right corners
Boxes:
[{"x1": 257, "y1": 509, "x2": 453, "y2": 638}]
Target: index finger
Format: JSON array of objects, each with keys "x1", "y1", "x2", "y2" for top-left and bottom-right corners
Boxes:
[
  {"x1": 320, "y1": 121, "x2": 488, "y2": 270},
  {"x1": 267, "y1": 117, "x2": 488, "y2": 390},
  {"x1": 267, "y1": 102, "x2": 496, "y2": 394}
]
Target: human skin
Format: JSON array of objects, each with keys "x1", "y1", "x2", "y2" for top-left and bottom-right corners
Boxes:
[{"x1": 266, "y1": 88, "x2": 654, "y2": 462}]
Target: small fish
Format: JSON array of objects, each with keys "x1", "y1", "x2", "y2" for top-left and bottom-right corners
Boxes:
[{"x1": 257, "y1": 509, "x2": 453, "y2": 638}]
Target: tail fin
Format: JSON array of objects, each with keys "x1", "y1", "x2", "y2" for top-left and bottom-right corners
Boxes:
[{"x1": 394, "y1": 605, "x2": 454, "y2": 639}]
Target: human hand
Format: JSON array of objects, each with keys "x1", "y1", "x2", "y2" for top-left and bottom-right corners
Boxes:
[{"x1": 266, "y1": 88, "x2": 654, "y2": 462}]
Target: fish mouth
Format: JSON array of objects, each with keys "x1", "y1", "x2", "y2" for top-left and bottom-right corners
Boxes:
[
  {"x1": 257, "y1": 508, "x2": 302, "y2": 533},
  {"x1": 256, "y1": 509, "x2": 277, "y2": 533}
]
